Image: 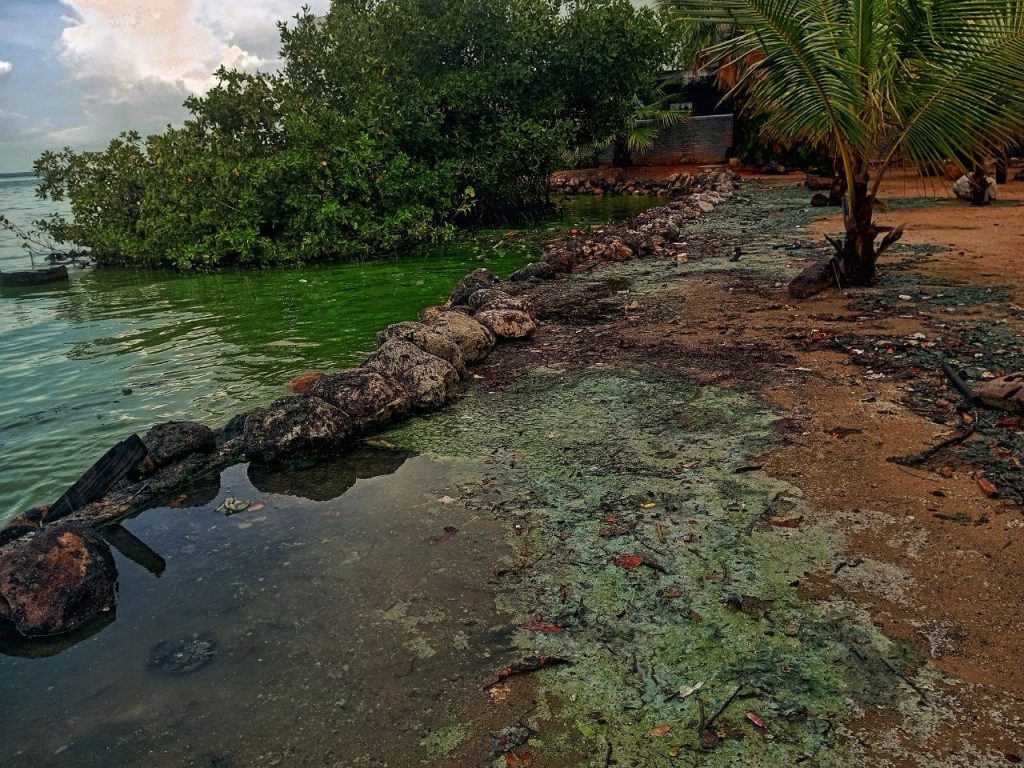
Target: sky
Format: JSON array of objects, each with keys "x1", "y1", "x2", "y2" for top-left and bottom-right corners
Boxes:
[
  {"x1": 0, "y1": 0, "x2": 655, "y2": 174},
  {"x1": 0, "y1": 0, "x2": 332, "y2": 173}
]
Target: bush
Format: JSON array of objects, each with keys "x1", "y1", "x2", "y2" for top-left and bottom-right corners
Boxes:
[{"x1": 33, "y1": 0, "x2": 670, "y2": 269}]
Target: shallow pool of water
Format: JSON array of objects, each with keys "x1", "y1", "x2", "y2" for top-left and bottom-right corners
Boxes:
[{"x1": 0, "y1": 447, "x2": 513, "y2": 767}]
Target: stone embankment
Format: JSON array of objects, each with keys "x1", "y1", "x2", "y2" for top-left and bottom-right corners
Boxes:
[
  {"x1": 549, "y1": 172, "x2": 701, "y2": 198},
  {"x1": 0, "y1": 172, "x2": 738, "y2": 638}
]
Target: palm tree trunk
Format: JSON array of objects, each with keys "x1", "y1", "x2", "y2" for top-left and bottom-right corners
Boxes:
[
  {"x1": 612, "y1": 136, "x2": 633, "y2": 168},
  {"x1": 836, "y1": 179, "x2": 877, "y2": 285}
]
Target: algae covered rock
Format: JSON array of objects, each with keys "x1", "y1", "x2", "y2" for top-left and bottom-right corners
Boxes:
[
  {"x1": 376, "y1": 321, "x2": 468, "y2": 378},
  {"x1": 0, "y1": 524, "x2": 118, "y2": 637},
  {"x1": 420, "y1": 307, "x2": 496, "y2": 364},
  {"x1": 141, "y1": 421, "x2": 216, "y2": 472},
  {"x1": 243, "y1": 396, "x2": 353, "y2": 464},
  {"x1": 509, "y1": 262, "x2": 556, "y2": 282},
  {"x1": 449, "y1": 268, "x2": 497, "y2": 306},
  {"x1": 474, "y1": 308, "x2": 537, "y2": 340},
  {"x1": 306, "y1": 368, "x2": 412, "y2": 428},
  {"x1": 364, "y1": 340, "x2": 460, "y2": 411}
]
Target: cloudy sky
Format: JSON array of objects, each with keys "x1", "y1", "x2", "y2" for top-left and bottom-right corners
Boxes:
[{"x1": 0, "y1": 0, "x2": 332, "y2": 172}]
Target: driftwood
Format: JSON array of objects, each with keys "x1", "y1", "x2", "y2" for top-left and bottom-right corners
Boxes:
[
  {"x1": 890, "y1": 362, "x2": 977, "y2": 466},
  {"x1": 45, "y1": 436, "x2": 148, "y2": 523},
  {"x1": 788, "y1": 260, "x2": 836, "y2": 299}
]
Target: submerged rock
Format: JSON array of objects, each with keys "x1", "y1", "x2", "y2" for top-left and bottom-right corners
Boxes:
[
  {"x1": 509, "y1": 262, "x2": 556, "y2": 282},
  {"x1": 377, "y1": 321, "x2": 468, "y2": 378},
  {"x1": 307, "y1": 368, "x2": 411, "y2": 429},
  {"x1": 420, "y1": 307, "x2": 496, "y2": 364},
  {"x1": 149, "y1": 636, "x2": 216, "y2": 674},
  {"x1": 243, "y1": 396, "x2": 353, "y2": 464},
  {"x1": 364, "y1": 340, "x2": 460, "y2": 411},
  {"x1": 449, "y1": 268, "x2": 497, "y2": 306},
  {"x1": 0, "y1": 524, "x2": 118, "y2": 637},
  {"x1": 474, "y1": 308, "x2": 537, "y2": 340},
  {"x1": 140, "y1": 421, "x2": 216, "y2": 473}
]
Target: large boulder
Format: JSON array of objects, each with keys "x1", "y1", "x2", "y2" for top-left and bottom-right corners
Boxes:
[
  {"x1": 0, "y1": 524, "x2": 118, "y2": 637},
  {"x1": 306, "y1": 368, "x2": 411, "y2": 428},
  {"x1": 475, "y1": 309, "x2": 537, "y2": 340},
  {"x1": 467, "y1": 289, "x2": 536, "y2": 318},
  {"x1": 449, "y1": 268, "x2": 498, "y2": 306},
  {"x1": 364, "y1": 340, "x2": 460, "y2": 411},
  {"x1": 509, "y1": 262, "x2": 556, "y2": 282},
  {"x1": 976, "y1": 373, "x2": 1024, "y2": 413},
  {"x1": 376, "y1": 321, "x2": 468, "y2": 378},
  {"x1": 140, "y1": 421, "x2": 216, "y2": 472},
  {"x1": 243, "y1": 396, "x2": 353, "y2": 464},
  {"x1": 420, "y1": 307, "x2": 496, "y2": 364}
]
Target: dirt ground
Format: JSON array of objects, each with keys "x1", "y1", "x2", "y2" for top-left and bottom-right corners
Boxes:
[{"x1": 391, "y1": 168, "x2": 1024, "y2": 766}]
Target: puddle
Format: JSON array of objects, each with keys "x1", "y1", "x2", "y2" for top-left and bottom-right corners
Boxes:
[{"x1": 0, "y1": 448, "x2": 513, "y2": 767}]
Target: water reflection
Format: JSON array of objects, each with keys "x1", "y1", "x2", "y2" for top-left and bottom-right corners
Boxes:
[
  {"x1": 247, "y1": 443, "x2": 411, "y2": 501},
  {"x1": 0, "y1": 446, "x2": 510, "y2": 766}
]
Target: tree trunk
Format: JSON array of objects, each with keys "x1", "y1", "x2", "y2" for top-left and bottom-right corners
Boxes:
[
  {"x1": 835, "y1": 179, "x2": 877, "y2": 286},
  {"x1": 611, "y1": 136, "x2": 632, "y2": 168},
  {"x1": 995, "y1": 152, "x2": 1008, "y2": 185}
]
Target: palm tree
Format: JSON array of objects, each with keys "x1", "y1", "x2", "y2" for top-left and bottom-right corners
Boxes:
[{"x1": 660, "y1": 0, "x2": 1024, "y2": 294}]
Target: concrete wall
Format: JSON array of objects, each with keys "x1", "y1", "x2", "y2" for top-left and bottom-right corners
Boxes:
[{"x1": 598, "y1": 114, "x2": 735, "y2": 167}]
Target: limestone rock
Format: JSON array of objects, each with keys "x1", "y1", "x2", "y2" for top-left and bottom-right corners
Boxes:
[
  {"x1": 243, "y1": 396, "x2": 352, "y2": 464},
  {"x1": 467, "y1": 289, "x2": 535, "y2": 318},
  {"x1": 376, "y1": 322, "x2": 467, "y2": 378},
  {"x1": 141, "y1": 421, "x2": 216, "y2": 472},
  {"x1": 474, "y1": 308, "x2": 537, "y2": 340},
  {"x1": 306, "y1": 368, "x2": 412, "y2": 428},
  {"x1": 0, "y1": 524, "x2": 118, "y2": 637},
  {"x1": 976, "y1": 373, "x2": 1024, "y2": 413},
  {"x1": 449, "y1": 268, "x2": 497, "y2": 306},
  {"x1": 364, "y1": 340, "x2": 460, "y2": 411},
  {"x1": 509, "y1": 262, "x2": 556, "y2": 282},
  {"x1": 420, "y1": 308, "x2": 496, "y2": 364}
]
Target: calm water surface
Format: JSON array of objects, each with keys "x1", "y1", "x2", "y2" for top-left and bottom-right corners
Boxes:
[{"x1": 0, "y1": 174, "x2": 656, "y2": 519}]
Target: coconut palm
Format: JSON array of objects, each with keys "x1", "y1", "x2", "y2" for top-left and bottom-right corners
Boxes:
[{"x1": 660, "y1": 0, "x2": 1024, "y2": 292}]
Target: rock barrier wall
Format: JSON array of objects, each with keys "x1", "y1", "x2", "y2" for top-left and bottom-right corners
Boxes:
[{"x1": 0, "y1": 172, "x2": 738, "y2": 638}]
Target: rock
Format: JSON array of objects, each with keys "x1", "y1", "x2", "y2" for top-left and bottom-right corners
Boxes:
[
  {"x1": 605, "y1": 240, "x2": 634, "y2": 262},
  {"x1": 288, "y1": 372, "x2": 325, "y2": 394},
  {"x1": 976, "y1": 373, "x2": 1024, "y2": 413},
  {"x1": 149, "y1": 636, "x2": 216, "y2": 675},
  {"x1": 364, "y1": 340, "x2": 460, "y2": 411},
  {"x1": 810, "y1": 193, "x2": 831, "y2": 207},
  {"x1": 696, "y1": 200, "x2": 715, "y2": 214},
  {"x1": 789, "y1": 260, "x2": 836, "y2": 299},
  {"x1": 510, "y1": 262, "x2": 557, "y2": 282},
  {"x1": 141, "y1": 421, "x2": 216, "y2": 472},
  {"x1": 420, "y1": 308, "x2": 496, "y2": 364},
  {"x1": 243, "y1": 396, "x2": 352, "y2": 464},
  {"x1": 376, "y1": 321, "x2": 467, "y2": 378},
  {"x1": 449, "y1": 268, "x2": 497, "y2": 306},
  {"x1": 953, "y1": 174, "x2": 997, "y2": 203},
  {"x1": 542, "y1": 247, "x2": 578, "y2": 273},
  {"x1": 474, "y1": 308, "x2": 537, "y2": 340},
  {"x1": 0, "y1": 524, "x2": 118, "y2": 637},
  {"x1": 306, "y1": 368, "x2": 411, "y2": 428},
  {"x1": 467, "y1": 289, "x2": 535, "y2": 318}
]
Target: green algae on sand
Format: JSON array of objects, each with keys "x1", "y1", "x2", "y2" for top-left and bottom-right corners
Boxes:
[{"x1": 385, "y1": 368, "x2": 944, "y2": 766}]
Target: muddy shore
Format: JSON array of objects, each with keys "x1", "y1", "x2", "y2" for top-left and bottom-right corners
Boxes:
[{"x1": 1, "y1": 172, "x2": 1022, "y2": 766}]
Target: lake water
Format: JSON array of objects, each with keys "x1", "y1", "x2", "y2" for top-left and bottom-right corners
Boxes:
[{"x1": 0, "y1": 174, "x2": 657, "y2": 522}]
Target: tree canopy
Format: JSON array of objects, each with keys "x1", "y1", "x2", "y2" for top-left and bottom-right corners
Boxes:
[{"x1": 33, "y1": 0, "x2": 672, "y2": 269}]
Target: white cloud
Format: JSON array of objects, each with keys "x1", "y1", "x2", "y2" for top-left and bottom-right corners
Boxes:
[
  {"x1": 0, "y1": 61, "x2": 12, "y2": 77},
  {"x1": 56, "y1": 0, "x2": 329, "y2": 99}
]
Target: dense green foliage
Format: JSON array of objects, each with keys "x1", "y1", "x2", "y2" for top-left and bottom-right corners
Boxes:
[
  {"x1": 663, "y1": 0, "x2": 1024, "y2": 284},
  {"x1": 34, "y1": 0, "x2": 671, "y2": 269}
]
